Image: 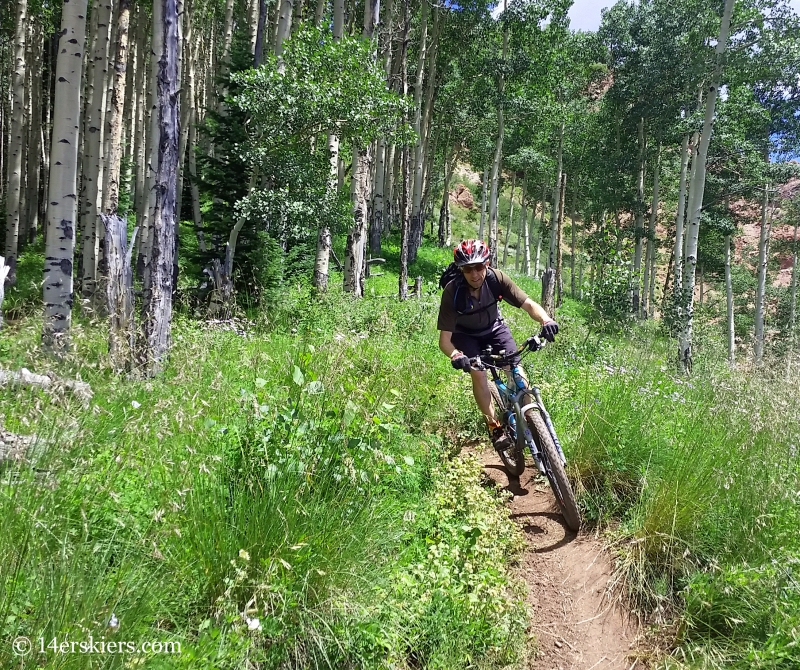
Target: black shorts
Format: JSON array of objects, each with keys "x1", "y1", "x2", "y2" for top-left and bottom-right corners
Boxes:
[{"x1": 451, "y1": 321, "x2": 520, "y2": 367}]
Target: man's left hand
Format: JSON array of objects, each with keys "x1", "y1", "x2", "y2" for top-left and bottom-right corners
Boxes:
[{"x1": 541, "y1": 320, "x2": 559, "y2": 342}]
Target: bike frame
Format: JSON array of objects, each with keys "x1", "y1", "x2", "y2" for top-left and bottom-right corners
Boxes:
[{"x1": 477, "y1": 338, "x2": 567, "y2": 468}]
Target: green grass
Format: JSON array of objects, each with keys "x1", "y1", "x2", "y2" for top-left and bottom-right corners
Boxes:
[
  {"x1": 4, "y1": 200, "x2": 800, "y2": 668},
  {"x1": 0, "y1": 246, "x2": 529, "y2": 668}
]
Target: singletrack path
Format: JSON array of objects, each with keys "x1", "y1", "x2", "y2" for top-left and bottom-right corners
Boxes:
[{"x1": 477, "y1": 446, "x2": 639, "y2": 670}]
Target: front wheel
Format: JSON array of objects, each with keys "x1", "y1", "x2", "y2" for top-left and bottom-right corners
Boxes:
[
  {"x1": 488, "y1": 378, "x2": 525, "y2": 477},
  {"x1": 525, "y1": 408, "x2": 581, "y2": 532}
]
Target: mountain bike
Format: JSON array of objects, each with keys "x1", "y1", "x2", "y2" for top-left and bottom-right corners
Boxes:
[{"x1": 466, "y1": 334, "x2": 581, "y2": 532}]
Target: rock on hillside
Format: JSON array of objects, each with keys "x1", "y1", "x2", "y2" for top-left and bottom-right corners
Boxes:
[{"x1": 450, "y1": 183, "x2": 475, "y2": 210}]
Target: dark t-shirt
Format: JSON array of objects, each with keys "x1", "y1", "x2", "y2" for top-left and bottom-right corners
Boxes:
[{"x1": 436, "y1": 268, "x2": 529, "y2": 336}]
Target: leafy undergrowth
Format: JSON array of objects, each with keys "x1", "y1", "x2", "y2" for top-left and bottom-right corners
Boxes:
[{"x1": 0, "y1": 265, "x2": 528, "y2": 668}]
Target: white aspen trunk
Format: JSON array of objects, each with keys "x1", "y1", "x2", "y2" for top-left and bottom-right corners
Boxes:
[
  {"x1": 81, "y1": 0, "x2": 112, "y2": 301},
  {"x1": 534, "y1": 183, "x2": 547, "y2": 277},
  {"x1": 140, "y1": 0, "x2": 180, "y2": 377},
  {"x1": 25, "y1": 24, "x2": 42, "y2": 246},
  {"x1": 437, "y1": 144, "x2": 454, "y2": 247},
  {"x1": 4, "y1": 0, "x2": 28, "y2": 286},
  {"x1": 42, "y1": 0, "x2": 88, "y2": 352},
  {"x1": 313, "y1": 0, "x2": 345, "y2": 292},
  {"x1": 478, "y1": 166, "x2": 488, "y2": 239},
  {"x1": 372, "y1": 0, "x2": 396, "y2": 257},
  {"x1": 372, "y1": 140, "x2": 387, "y2": 254},
  {"x1": 679, "y1": 0, "x2": 735, "y2": 373},
  {"x1": 275, "y1": 0, "x2": 295, "y2": 65},
  {"x1": 292, "y1": 0, "x2": 305, "y2": 31},
  {"x1": 632, "y1": 117, "x2": 645, "y2": 316},
  {"x1": 502, "y1": 173, "x2": 515, "y2": 267},
  {"x1": 222, "y1": 0, "x2": 236, "y2": 66},
  {"x1": 754, "y1": 183, "x2": 772, "y2": 366},
  {"x1": 548, "y1": 122, "x2": 563, "y2": 269},
  {"x1": 175, "y1": 0, "x2": 194, "y2": 220},
  {"x1": 787, "y1": 220, "x2": 798, "y2": 376},
  {"x1": 343, "y1": 0, "x2": 379, "y2": 295},
  {"x1": 570, "y1": 181, "x2": 577, "y2": 296},
  {"x1": 95, "y1": 0, "x2": 130, "y2": 316},
  {"x1": 488, "y1": 8, "x2": 508, "y2": 266},
  {"x1": 408, "y1": 0, "x2": 429, "y2": 264},
  {"x1": 522, "y1": 176, "x2": 531, "y2": 275},
  {"x1": 0, "y1": 258, "x2": 9, "y2": 328},
  {"x1": 102, "y1": 0, "x2": 131, "y2": 216},
  {"x1": 554, "y1": 171, "x2": 566, "y2": 308},
  {"x1": 186, "y1": 31, "x2": 204, "y2": 253},
  {"x1": 516, "y1": 177, "x2": 527, "y2": 272},
  {"x1": 385, "y1": 142, "x2": 397, "y2": 228},
  {"x1": 133, "y1": 13, "x2": 147, "y2": 223},
  {"x1": 249, "y1": 0, "x2": 260, "y2": 54},
  {"x1": 398, "y1": 0, "x2": 410, "y2": 299},
  {"x1": 725, "y1": 233, "x2": 735, "y2": 365},
  {"x1": 314, "y1": 0, "x2": 326, "y2": 26},
  {"x1": 643, "y1": 142, "x2": 660, "y2": 318},
  {"x1": 673, "y1": 132, "x2": 690, "y2": 304}
]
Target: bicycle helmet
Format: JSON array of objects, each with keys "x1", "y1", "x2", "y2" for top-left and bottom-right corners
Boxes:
[{"x1": 453, "y1": 239, "x2": 491, "y2": 267}]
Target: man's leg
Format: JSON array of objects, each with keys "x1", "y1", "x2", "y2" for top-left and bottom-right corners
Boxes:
[{"x1": 470, "y1": 369, "x2": 495, "y2": 423}]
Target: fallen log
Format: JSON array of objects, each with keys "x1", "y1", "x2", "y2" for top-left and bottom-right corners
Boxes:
[{"x1": 0, "y1": 368, "x2": 93, "y2": 402}]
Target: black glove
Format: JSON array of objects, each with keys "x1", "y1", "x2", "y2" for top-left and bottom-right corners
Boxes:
[
  {"x1": 541, "y1": 320, "x2": 559, "y2": 342},
  {"x1": 451, "y1": 354, "x2": 471, "y2": 371}
]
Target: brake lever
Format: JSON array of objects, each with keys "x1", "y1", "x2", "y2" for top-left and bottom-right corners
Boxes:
[{"x1": 467, "y1": 357, "x2": 485, "y2": 372}]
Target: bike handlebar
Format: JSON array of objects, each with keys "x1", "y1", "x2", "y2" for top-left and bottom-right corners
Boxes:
[{"x1": 466, "y1": 332, "x2": 549, "y2": 372}]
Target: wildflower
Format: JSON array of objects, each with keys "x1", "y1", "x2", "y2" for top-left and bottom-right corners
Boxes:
[
  {"x1": 239, "y1": 549, "x2": 251, "y2": 561},
  {"x1": 246, "y1": 617, "x2": 262, "y2": 632},
  {"x1": 131, "y1": 400, "x2": 141, "y2": 409},
  {"x1": 108, "y1": 613, "x2": 119, "y2": 631}
]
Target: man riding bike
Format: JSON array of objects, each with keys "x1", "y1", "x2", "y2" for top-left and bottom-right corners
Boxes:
[{"x1": 437, "y1": 239, "x2": 559, "y2": 452}]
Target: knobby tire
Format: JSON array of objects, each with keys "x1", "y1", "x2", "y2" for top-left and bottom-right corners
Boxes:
[
  {"x1": 488, "y1": 378, "x2": 526, "y2": 477},
  {"x1": 525, "y1": 408, "x2": 581, "y2": 532}
]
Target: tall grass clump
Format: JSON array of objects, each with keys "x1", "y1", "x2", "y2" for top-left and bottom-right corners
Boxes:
[{"x1": 0, "y1": 271, "x2": 527, "y2": 669}]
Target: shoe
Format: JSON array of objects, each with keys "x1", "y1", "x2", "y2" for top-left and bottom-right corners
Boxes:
[{"x1": 491, "y1": 426, "x2": 514, "y2": 452}]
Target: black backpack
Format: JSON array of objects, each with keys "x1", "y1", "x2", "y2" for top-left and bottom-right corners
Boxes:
[{"x1": 438, "y1": 262, "x2": 504, "y2": 315}]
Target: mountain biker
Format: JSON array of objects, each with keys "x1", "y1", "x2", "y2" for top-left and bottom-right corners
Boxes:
[{"x1": 437, "y1": 239, "x2": 559, "y2": 453}]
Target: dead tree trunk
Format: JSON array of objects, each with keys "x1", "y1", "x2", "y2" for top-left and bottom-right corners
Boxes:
[
  {"x1": 139, "y1": 0, "x2": 180, "y2": 376},
  {"x1": 102, "y1": 215, "x2": 137, "y2": 370}
]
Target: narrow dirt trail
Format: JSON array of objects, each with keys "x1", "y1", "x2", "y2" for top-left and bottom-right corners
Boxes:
[{"x1": 477, "y1": 446, "x2": 640, "y2": 670}]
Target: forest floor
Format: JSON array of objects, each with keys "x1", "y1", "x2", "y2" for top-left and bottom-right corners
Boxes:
[{"x1": 472, "y1": 443, "x2": 639, "y2": 670}]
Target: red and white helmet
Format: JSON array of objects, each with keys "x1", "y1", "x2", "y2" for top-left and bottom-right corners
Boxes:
[{"x1": 453, "y1": 239, "x2": 491, "y2": 267}]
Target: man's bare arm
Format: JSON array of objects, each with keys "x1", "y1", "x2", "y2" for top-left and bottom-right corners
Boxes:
[
  {"x1": 439, "y1": 330, "x2": 460, "y2": 359},
  {"x1": 521, "y1": 298, "x2": 553, "y2": 326}
]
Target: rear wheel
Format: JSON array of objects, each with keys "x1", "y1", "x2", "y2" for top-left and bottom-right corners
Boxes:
[
  {"x1": 488, "y1": 378, "x2": 525, "y2": 476},
  {"x1": 525, "y1": 408, "x2": 581, "y2": 531}
]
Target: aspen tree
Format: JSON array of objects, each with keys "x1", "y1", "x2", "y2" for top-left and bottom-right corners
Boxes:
[
  {"x1": 42, "y1": 0, "x2": 89, "y2": 352},
  {"x1": 502, "y1": 173, "x2": 515, "y2": 267},
  {"x1": 487, "y1": 0, "x2": 508, "y2": 266},
  {"x1": 642, "y1": 142, "x2": 660, "y2": 318},
  {"x1": 313, "y1": 0, "x2": 345, "y2": 292},
  {"x1": 407, "y1": 0, "x2": 429, "y2": 263},
  {"x1": 81, "y1": 0, "x2": 112, "y2": 302},
  {"x1": 343, "y1": 0, "x2": 380, "y2": 296},
  {"x1": 754, "y1": 183, "x2": 773, "y2": 366},
  {"x1": 521, "y1": 176, "x2": 530, "y2": 275},
  {"x1": 4, "y1": 0, "x2": 28, "y2": 286},
  {"x1": 398, "y1": 0, "x2": 410, "y2": 300},
  {"x1": 632, "y1": 117, "x2": 646, "y2": 316},
  {"x1": 679, "y1": 0, "x2": 735, "y2": 373}
]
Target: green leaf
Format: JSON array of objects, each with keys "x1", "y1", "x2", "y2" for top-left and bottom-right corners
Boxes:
[{"x1": 292, "y1": 366, "x2": 304, "y2": 386}]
